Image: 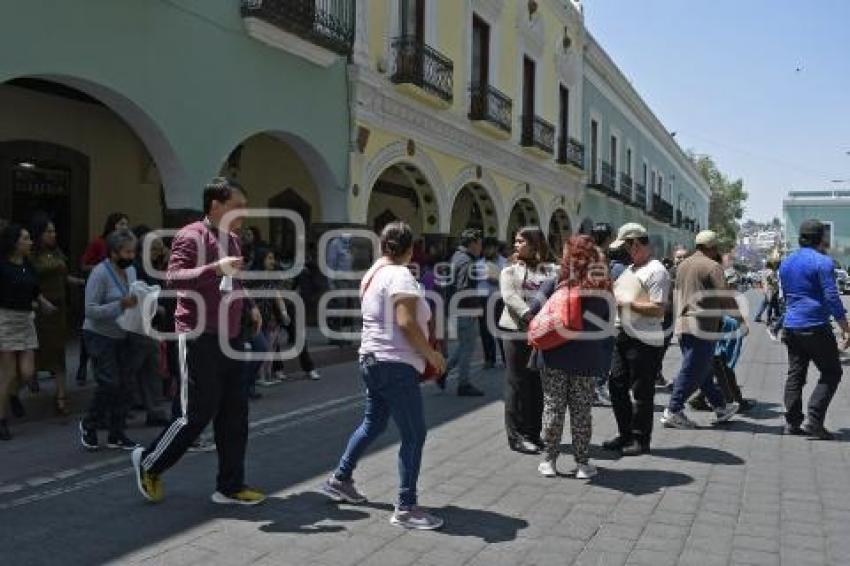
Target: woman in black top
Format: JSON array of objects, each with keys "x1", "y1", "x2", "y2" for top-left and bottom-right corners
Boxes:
[{"x1": 0, "y1": 224, "x2": 56, "y2": 440}]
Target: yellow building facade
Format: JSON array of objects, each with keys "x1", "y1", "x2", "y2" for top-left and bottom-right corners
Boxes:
[
  {"x1": 349, "y1": 0, "x2": 589, "y2": 253},
  {"x1": 347, "y1": 0, "x2": 708, "y2": 256}
]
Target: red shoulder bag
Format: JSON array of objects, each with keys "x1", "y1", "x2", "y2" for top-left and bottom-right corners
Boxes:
[{"x1": 528, "y1": 282, "x2": 584, "y2": 350}]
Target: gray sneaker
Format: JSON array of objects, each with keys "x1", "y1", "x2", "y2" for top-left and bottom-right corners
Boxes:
[
  {"x1": 660, "y1": 408, "x2": 697, "y2": 429},
  {"x1": 320, "y1": 475, "x2": 367, "y2": 504},
  {"x1": 390, "y1": 506, "x2": 444, "y2": 530},
  {"x1": 712, "y1": 403, "x2": 739, "y2": 425}
]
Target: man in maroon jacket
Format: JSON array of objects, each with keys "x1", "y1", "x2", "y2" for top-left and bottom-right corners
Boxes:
[{"x1": 132, "y1": 177, "x2": 265, "y2": 505}]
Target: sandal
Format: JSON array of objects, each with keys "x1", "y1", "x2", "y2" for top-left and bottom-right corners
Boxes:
[{"x1": 55, "y1": 396, "x2": 70, "y2": 417}]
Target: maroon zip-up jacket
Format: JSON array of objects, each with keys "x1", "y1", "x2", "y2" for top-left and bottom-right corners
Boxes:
[{"x1": 167, "y1": 220, "x2": 245, "y2": 339}]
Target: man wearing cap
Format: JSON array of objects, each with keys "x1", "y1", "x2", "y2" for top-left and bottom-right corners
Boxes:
[
  {"x1": 660, "y1": 230, "x2": 743, "y2": 429},
  {"x1": 778, "y1": 219, "x2": 849, "y2": 439},
  {"x1": 604, "y1": 223, "x2": 670, "y2": 456}
]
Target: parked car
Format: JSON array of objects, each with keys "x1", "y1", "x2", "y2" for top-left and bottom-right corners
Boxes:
[{"x1": 835, "y1": 269, "x2": 849, "y2": 294}]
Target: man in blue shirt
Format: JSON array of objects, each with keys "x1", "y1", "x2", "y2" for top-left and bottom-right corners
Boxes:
[{"x1": 779, "y1": 219, "x2": 850, "y2": 439}]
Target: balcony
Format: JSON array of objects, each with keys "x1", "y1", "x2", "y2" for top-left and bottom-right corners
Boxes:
[
  {"x1": 469, "y1": 84, "x2": 512, "y2": 134},
  {"x1": 241, "y1": 0, "x2": 355, "y2": 67},
  {"x1": 557, "y1": 137, "x2": 585, "y2": 170},
  {"x1": 391, "y1": 36, "x2": 454, "y2": 104},
  {"x1": 633, "y1": 183, "x2": 647, "y2": 210},
  {"x1": 651, "y1": 194, "x2": 674, "y2": 224},
  {"x1": 618, "y1": 172, "x2": 633, "y2": 202},
  {"x1": 521, "y1": 115, "x2": 556, "y2": 155},
  {"x1": 588, "y1": 161, "x2": 615, "y2": 195}
]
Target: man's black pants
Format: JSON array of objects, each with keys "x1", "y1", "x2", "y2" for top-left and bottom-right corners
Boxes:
[
  {"x1": 503, "y1": 338, "x2": 543, "y2": 445},
  {"x1": 141, "y1": 333, "x2": 248, "y2": 495},
  {"x1": 783, "y1": 325, "x2": 843, "y2": 428},
  {"x1": 608, "y1": 331, "x2": 663, "y2": 446}
]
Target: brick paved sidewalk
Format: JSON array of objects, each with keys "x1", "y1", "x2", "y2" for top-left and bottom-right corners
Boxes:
[{"x1": 3, "y1": 318, "x2": 850, "y2": 566}]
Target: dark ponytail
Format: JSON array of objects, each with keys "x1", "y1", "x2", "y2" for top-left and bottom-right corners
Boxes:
[{"x1": 380, "y1": 221, "x2": 414, "y2": 261}]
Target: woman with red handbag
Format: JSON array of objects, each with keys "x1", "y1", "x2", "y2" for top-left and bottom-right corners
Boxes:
[
  {"x1": 529, "y1": 235, "x2": 612, "y2": 479},
  {"x1": 320, "y1": 221, "x2": 446, "y2": 531}
]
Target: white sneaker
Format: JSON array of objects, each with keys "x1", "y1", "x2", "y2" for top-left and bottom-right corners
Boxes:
[
  {"x1": 660, "y1": 408, "x2": 697, "y2": 429},
  {"x1": 538, "y1": 461, "x2": 557, "y2": 477},
  {"x1": 309, "y1": 370, "x2": 321, "y2": 380},
  {"x1": 575, "y1": 463, "x2": 597, "y2": 480},
  {"x1": 389, "y1": 506, "x2": 443, "y2": 530},
  {"x1": 273, "y1": 370, "x2": 288, "y2": 381},
  {"x1": 712, "y1": 403, "x2": 739, "y2": 425}
]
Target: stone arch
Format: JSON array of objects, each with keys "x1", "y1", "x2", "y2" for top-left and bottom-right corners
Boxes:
[
  {"x1": 548, "y1": 207, "x2": 573, "y2": 257},
  {"x1": 358, "y1": 141, "x2": 447, "y2": 231},
  {"x1": 365, "y1": 162, "x2": 442, "y2": 236},
  {"x1": 505, "y1": 185, "x2": 547, "y2": 239},
  {"x1": 6, "y1": 74, "x2": 188, "y2": 205},
  {"x1": 506, "y1": 196, "x2": 544, "y2": 242},
  {"x1": 446, "y1": 165, "x2": 504, "y2": 236}
]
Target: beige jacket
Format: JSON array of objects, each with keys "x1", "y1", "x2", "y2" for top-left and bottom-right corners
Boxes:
[{"x1": 498, "y1": 262, "x2": 556, "y2": 330}]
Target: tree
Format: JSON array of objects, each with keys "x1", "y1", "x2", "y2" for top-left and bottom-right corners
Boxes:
[{"x1": 688, "y1": 152, "x2": 748, "y2": 250}]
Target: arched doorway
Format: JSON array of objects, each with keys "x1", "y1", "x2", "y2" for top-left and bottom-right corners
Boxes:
[
  {"x1": 548, "y1": 208, "x2": 572, "y2": 258},
  {"x1": 506, "y1": 198, "x2": 541, "y2": 243},
  {"x1": 579, "y1": 217, "x2": 595, "y2": 235},
  {"x1": 0, "y1": 77, "x2": 182, "y2": 264},
  {"x1": 449, "y1": 183, "x2": 499, "y2": 239},
  {"x1": 218, "y1": 133, "x2": 324, "y2": 262},
  {"x1": 366, "y1": 163, "x2": 440, "y2": 236}
]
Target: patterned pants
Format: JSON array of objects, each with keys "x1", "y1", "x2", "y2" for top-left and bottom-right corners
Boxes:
[{"x1": 540, "y1": 370, "x2": 595, "y2": 465}]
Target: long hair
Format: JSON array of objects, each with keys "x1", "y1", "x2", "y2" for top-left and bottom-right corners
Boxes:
[
  {"x1": 559, "y1": 235, "x2": 611, "y2": 291},
  {"x1": 101, "y1": 212, "x2": 129, "y2": 239},
  {"x1": 517, "y1": 226, "x2": 549, "y2": 266},
  {"x1": 30, "y1": 211, "x2": 52, "y2": 251}
]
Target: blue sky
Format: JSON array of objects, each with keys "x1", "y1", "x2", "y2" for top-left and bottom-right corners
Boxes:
[{"x1": 583, "y1": 0, "x2": 850, "y2": 222}]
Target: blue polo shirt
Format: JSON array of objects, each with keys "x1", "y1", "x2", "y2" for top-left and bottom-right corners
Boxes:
[{"x1": 778, "y1": 247, "x2": 847, "y2": 329}]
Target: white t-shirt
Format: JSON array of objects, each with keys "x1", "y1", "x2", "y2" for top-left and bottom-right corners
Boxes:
[
  {"x1": 359, "y1": 262, "x2": 431, "y2": 373},
  {"x1": 614, "y1": 258, "x2": 670, "y2": 346}
]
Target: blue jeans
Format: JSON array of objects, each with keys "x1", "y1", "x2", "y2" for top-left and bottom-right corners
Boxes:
[
  {"x1": 334, "y1": 356, "x2": 427, "y2": 507},
  {"x1": 447, "y1": 317, "x2": 478, "y2": 386},
  {"x1": 241, "y1": 332, "x2": 269, "y2": 397},
  {"x1": 668, "y1": 334, "x2": 725, "y2": 413}
]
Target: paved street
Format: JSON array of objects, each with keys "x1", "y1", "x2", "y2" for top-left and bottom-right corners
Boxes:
[{"x1": 3, "y1": 295, "x2": 850, "y2": 566}]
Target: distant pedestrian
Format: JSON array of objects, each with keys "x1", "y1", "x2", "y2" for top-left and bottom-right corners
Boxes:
[
  {"x1": 779, "y1": 220, "x2": 849, "y2": 439},
  {"x1": 320, "y1": 221, "x2": 446, "y2": 530},
  {"x1": 0, "y1": 224, "x2": 57, "y2": 440},
  {"x1": 661, "y1": 231, "x2": 743, "y2": 429},
  {"x1": 78, "y1": 229, "x2": 141, "y2": 450}
]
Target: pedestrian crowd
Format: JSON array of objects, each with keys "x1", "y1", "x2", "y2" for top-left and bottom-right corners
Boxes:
[{"x1": 1, "y1": 177, "x2": 846, "y2": 532}]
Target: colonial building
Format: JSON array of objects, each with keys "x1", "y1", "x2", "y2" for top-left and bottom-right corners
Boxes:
[
  {"x1": 0, "y1": 0, "x2": 355, "y2": 264},
  {"x1": 349, "y1": 0, "x2": 708, "y2": 256},
  {"x1": 1, "y1": 0, "x2": 708, "y2": 265},
  {"x1": 784, "y1": 190, "x2": 850, "y2": 267}
]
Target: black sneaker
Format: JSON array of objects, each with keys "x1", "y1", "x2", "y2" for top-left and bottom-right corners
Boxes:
[
  {"x1": 107, "y1": 435, "x2": 141, "y2": 450},
  {"x1": 621, "y1": 440, "x2": 650, "y2": 456},
  {"x1": 602, "y1": 436, "x2": 630, "y2": 451},
  {"x1": 457, "y1": 384, "x2": 484, "y2": 397},
  {"x1": 9, "y1": 395, "x2": 25, "y2": 419},
  {"x1": 79, "y1": 420, "x2": 99, "y2": 450},
  {"x1": 802, "y1": 423, "x2": 834, "y2": 441},
  {"x1": 688, "y1": 396, "x2": 712, "y2": 412},
  {"x1": 783, "y1": 424, "x2": 805, "y2": 436}
]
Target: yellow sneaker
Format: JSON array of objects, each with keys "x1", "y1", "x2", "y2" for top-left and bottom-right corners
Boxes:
[
  {"x1": 211, "y1": 487, "x2": 266, "y2": 506},
  {"x1": 131, "y1": 447, "x2": 164, "y2": 503}
]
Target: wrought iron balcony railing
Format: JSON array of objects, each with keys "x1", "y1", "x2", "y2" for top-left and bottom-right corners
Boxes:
[
  {"x1": 391, "y1": 36, "x2": 454, "y2": 103},
  {"x1": 634, "y1": 183, "x2": 647, "y2": 209},
  {"x1": 521, "y1": 115, "x2": 556, "y2": 154},
  {"x1": 557, "y1": 137, "x2": 585, "y2": 169},
  {"x1": 241, "y1": 0, "x2": 356, "y2": 56},
  {"x1": 651, "y1": 194, "x2": 674, "y2": 224},
  {"x1": 588, "y1": 160, "x2": 615, "y2": 195},
  {"x1": 469, "y1": 84, "x2": 512, "y2": 133},
  {"x1": 619, "y1": 172, "x2": 633, "y2": 202}
]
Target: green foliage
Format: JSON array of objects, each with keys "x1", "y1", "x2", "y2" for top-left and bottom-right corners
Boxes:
[{"x1": 688, "y1": 152, "x2": 748, "y2": 250}]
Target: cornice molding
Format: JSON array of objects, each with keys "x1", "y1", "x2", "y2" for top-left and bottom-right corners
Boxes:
[{"x1": 584, "y1": 34, "x2": 710, "y2": 201}]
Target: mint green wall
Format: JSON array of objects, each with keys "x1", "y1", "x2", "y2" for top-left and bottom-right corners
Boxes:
[{"x1": 0, "y1": 0, "x2": 351, "y2": 219}]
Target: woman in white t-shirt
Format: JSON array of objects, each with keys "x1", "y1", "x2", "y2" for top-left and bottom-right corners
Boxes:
[{"x1": 320, "y1": 221, "x2": 446, "y2": 531}]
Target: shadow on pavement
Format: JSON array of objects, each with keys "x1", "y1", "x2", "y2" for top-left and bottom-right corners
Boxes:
[
  {"x1": 742, "y1": 401, "x2": 784, "y2": 420},
  {"x1": 588, "y1": 468, "x2": 693, "y2": 496},
  {"x1": 254, "y1": 492, "x2": 372, "y2": 534},
  {"x1": 650, "y1": 446, "x2": 744, "y2": 465}
]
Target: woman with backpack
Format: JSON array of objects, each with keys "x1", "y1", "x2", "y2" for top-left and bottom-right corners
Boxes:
[{"x1": 529, "y1": 234, "x2": 612, "y2": 479}]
